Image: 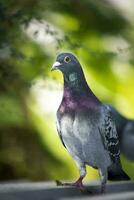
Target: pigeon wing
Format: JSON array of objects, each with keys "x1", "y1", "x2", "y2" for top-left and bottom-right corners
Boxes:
[{"x1": 99, "y1": 106, "x2": 120, "y2": 162}]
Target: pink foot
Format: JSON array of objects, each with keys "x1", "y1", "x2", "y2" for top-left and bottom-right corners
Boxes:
[
  {"x1": 56, "y1": 177, "x2": 90, "y2": 193},
  {"x1": 72, "y1": 177, "x2": 85, "y2": 192}
]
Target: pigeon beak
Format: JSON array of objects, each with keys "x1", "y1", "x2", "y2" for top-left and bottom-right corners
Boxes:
[{"x1": 51, "y1": 61, "x2": 61, "y2": 71}]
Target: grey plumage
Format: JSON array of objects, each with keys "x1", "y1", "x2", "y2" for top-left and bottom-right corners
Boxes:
[{"x1": 51, "y1": 53, "x2": 129, "y2": 192}]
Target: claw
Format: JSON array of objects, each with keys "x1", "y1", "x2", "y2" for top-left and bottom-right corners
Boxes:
[
  {"x1": 55, "y1": 177, "x2": 92, "y2": 193},
  {"x1": 55, "y1": 180, "x2": 63, "y2": 186}
]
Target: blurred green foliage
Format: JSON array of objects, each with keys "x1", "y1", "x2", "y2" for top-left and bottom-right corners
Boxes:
[{"x1": 0, "y1": 0, "x2": 134, "y2": 181}]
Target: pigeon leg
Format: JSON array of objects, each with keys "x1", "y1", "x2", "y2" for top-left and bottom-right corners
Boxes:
[
  {"x1": 56, "y1": 162, "x2": 87, "y2": 192},
  {"x1": 99, "y1": 168, "x2": 107, "y2": 193},
  {"x1": 56, "y1": 176, "x2": 86, "y2": 192}
]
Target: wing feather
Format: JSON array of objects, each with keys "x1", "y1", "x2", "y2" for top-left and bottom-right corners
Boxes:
[{"x1": 100, "y1": 106, "x2": 120, "y2": 162}]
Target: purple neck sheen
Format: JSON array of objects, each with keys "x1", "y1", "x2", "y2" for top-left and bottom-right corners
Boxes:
[{"x1": 62, "y1": 69, "x2": 101, "y2": 109}]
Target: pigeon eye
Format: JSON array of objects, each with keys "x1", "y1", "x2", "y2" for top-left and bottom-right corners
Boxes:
[{"x1": 64, "y1": 56, "x2": 71, "y2": 63}]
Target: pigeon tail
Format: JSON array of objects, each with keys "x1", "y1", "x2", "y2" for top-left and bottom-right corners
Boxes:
[{"x1": 108, "y1": 163, "x2": 130, "y2": 181}]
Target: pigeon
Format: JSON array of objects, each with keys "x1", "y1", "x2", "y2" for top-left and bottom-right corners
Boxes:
[
  {"x1": 109, "y1": 105, "x2": 134, "y2": 161},
  {"x1": 51, "y1": 52, "x2": 130, "y2": 192}
]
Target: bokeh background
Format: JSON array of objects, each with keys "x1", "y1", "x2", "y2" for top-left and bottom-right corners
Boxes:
[{"x1": 0, "y1": 0, "x2": 134, "y2": 182}]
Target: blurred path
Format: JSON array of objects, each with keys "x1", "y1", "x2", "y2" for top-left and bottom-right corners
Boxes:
[{"x1": 0, "y1": 181, "x2": 134, "y2": 200}]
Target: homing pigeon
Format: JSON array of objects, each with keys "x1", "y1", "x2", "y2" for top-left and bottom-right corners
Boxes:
[{"x1": 51, "y1": 53, "x2": 130, "y2": 193}]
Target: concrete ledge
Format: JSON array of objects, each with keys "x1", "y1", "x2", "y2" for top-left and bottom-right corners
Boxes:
[{"x1": 0, "y1": 181, "x2": 134, "y2": 200}]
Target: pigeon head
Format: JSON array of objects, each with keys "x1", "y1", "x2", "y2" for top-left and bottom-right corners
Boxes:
[
  {"x1": 51, "y1": 53, "x2": 83, "y2": 81},
  {"x1": 51, "y1": 52, "x2": 100, "y2": 103}
]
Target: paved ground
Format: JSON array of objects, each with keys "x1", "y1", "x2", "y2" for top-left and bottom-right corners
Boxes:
[{"x1": 0, "y1": 181, "x2": 134, "y2": 200}]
